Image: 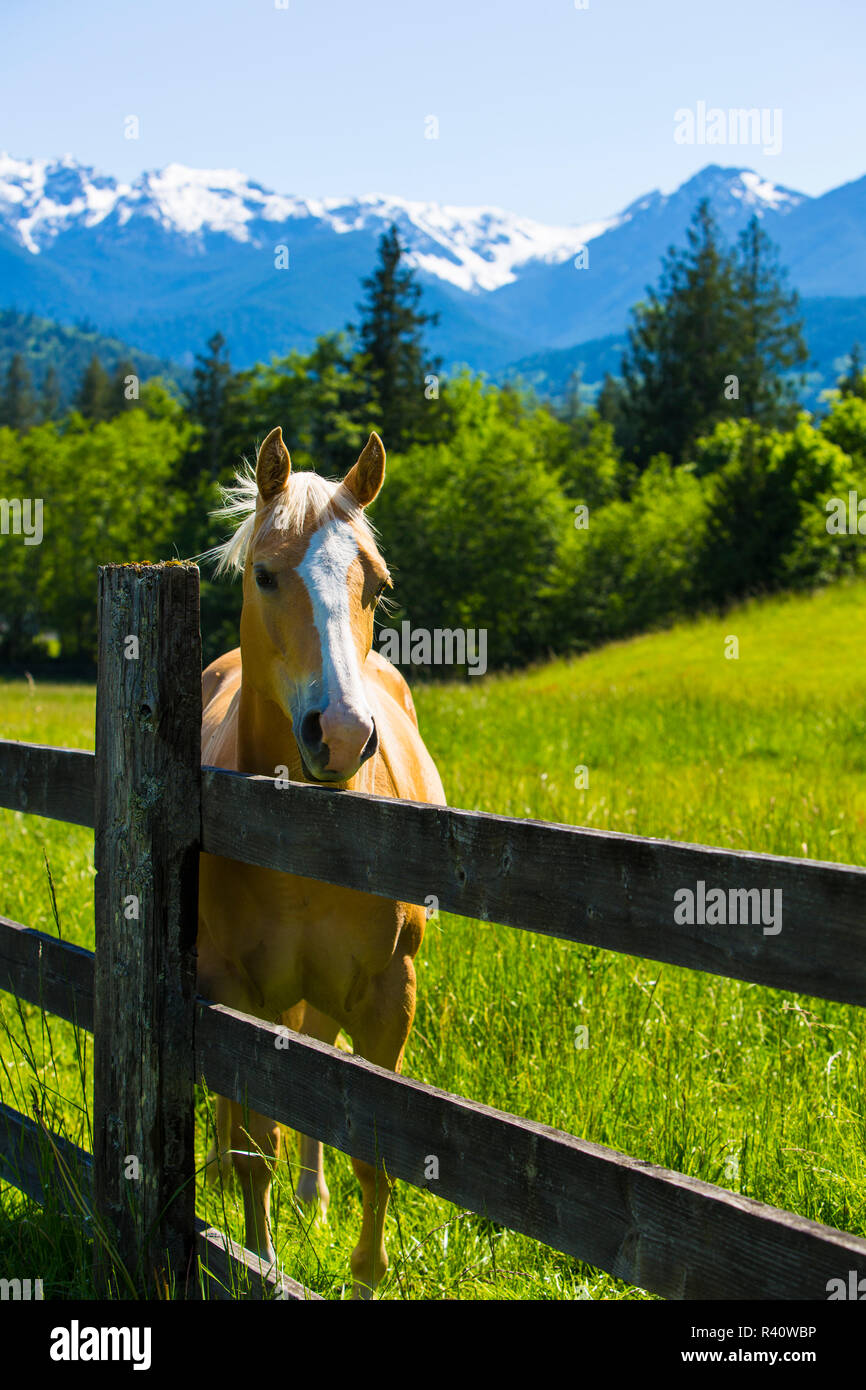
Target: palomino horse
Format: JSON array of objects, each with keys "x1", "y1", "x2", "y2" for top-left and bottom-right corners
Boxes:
[{"x1": 198, "y1": 426, "x2": 445, "y2": 1298}]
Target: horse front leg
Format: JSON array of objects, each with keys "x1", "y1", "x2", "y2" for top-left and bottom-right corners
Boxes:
[
  {"x1": 229, "y1": 1102, "x2": 281, "y2": 1265},
  {"x1": 347, "y1": 948, "x2": 418, "y2": 1300},
  {"x1": 198, "y1": 952, "x2": 281, "y2": 1265},
  {"x1": 282, "y1": 1002, "x2": 341, "y2": 1220}
]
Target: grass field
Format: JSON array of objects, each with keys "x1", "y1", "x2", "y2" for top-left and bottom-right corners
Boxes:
[{"x1": 1, "y1": 578, "x2": 865, "y2": 1299}]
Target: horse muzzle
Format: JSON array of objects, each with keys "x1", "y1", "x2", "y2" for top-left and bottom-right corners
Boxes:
[{"x1": 296, "y1": 706, "x2": 378, "y2": 783}]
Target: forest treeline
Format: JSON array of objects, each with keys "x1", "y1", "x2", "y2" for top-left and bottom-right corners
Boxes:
[{"x1": 1, "y1": 205, "x2": 865, "y2": 673}]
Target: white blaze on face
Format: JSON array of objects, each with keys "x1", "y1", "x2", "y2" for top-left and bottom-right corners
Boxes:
[{"x1": 296, "y1": 518, "x2": 371, "y2": 724}]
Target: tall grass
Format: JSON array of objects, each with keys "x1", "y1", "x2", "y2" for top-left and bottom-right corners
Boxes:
[{"x1": 1, "y1": 578, "x2": 865, "y2": 1298}]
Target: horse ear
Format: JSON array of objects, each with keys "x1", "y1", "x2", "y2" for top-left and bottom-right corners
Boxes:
[
  {"x1": 342, "y1": 432, "x2": 385, "y2": 507},
  {"x1": 256, "y1": 426, "x2": 291, "y2": 502}
]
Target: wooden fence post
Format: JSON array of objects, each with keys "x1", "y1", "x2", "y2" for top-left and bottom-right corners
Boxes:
[{"x1": 93, "y1": 562, "x2": 201, "y2": 1296}]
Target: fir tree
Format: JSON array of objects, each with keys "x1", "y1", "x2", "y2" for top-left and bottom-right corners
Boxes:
[
  {"x1": 617, "y1": 202, "x2": 808, "y2": 467},
  {"x1": 75, "y1": 354, "x2": 113, "y2": 421},
  {"x1": 112, "y1": 357, "x2": 140, "y2": 412},
  {"x1": 188, "y1": 332, "x2": 237, "y2": 484},
  {"x1": 39, "y1": 364, "x2": 62, "y2": 423},
  {"x1": 1, "y1": 353, "x2": 38, "y2": 431},
  {"x1": 351, "y1": 225, "x2": 441, "y2": 450},
  {"x1": 619, "y1": 200, "x2": 738, "y2": 466},
  {"x1": 733, "y1": 215, "x2": 807, "y2": 423},
  {"x1": 838, "y1": 343, "x2": 866, "y2": 399}
]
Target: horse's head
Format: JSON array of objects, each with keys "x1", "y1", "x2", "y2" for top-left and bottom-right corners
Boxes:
[{"x1": 236, "y1": 427, "x2": 390, "y2": 782}]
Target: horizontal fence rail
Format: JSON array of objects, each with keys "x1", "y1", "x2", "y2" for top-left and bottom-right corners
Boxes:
[
  {"x1": 2, "y1": 913, "x2": 865, "y2": 1301},
  {"x1": 2, "y1": 739, "x2": 865, "y2": 1007}
]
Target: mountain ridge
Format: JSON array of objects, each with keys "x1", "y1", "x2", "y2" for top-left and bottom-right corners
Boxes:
[{"x1": 0, "y1": 154, "x2": 863, "y2": 380}]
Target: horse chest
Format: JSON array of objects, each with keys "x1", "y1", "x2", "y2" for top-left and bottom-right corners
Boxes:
[{"x1": 199, "y1": 856, "x2": 404, "y2": 1018}]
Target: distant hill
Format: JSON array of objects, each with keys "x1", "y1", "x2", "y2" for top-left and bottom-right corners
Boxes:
[
  {"x1": 501, "y1": 297, "x2": 866, "y2": 410},
  {"x1": 0, "y1": 309, "x2": 188, "y2": 406}
]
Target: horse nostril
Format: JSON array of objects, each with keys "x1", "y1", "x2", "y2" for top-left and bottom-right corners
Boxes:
[
  {"x1": 362, "y1": 721, "x2": 378, "y2": 761},
  {"x1": 300, "y1": 710, "x2": 323, "y2": 750}
]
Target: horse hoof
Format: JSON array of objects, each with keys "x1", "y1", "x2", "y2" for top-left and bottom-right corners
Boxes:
[{"x1": 296, "y1": 1175, "x2": 330, "y2": 1224}]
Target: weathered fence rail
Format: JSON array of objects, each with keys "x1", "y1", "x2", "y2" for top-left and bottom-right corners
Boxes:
[
  {"x1": 5, "y1": 739, "x2": 866, "y2": 1008},
  {"x1": 0, "y1": 561, "x2": 864, "y2": 1301}
]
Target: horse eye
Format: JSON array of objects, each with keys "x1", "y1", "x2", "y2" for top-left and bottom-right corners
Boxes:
[{"x1": 255, "y1": 569, "x2": 276, "y2": 590}]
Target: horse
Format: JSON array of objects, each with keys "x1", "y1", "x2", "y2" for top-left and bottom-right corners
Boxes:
[{"x1": 197, "y1": 426, "x2": 445, "y2": 1298}]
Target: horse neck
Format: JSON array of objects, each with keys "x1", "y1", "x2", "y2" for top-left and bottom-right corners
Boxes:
[{"x1": 236, "y1": 676, "x2": 305, "y2": 781}]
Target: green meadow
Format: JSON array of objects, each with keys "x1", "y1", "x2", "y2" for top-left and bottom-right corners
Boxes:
[{"x1": 1, "y1": 578, "x2": 865, "y2": 1299}]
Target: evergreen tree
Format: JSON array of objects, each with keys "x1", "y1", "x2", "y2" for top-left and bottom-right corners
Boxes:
[
  {"x1": 187, "y1": 332, "x2": 238, "y2": 485},
  {"x1": 619, "y1": 201, "x2": 738, "y2": 466},
  {"x1": 559, "y1": 370, "x2": 584, "y2": 428},
  {"x1": 351, "y1": 225, "x2": 441, "y2": 450},
  {"x1": 733, "y1": 215, "x2": 807, "y2": 423},
  {"x1": 75, "y1": 354, "x2": 113, "y2": 421},
  {"x1": 617, "y1": 203, "x2": 807, "y2": 468},
  {"x1": 1, "y1": 353, "x2": 38, "y2": 431},
  {"x1": 112, "y1": 357, "x2": 140, "y2": 413},
  {"x1": 838, "y1": 343, "x2": 866, "y2": 399},
  {"x1": 39, "y1": 364, "x2": 62, "y2": 423},
  {"x1": 596, "y1": 372, "x2": 628, "y2": 439}
]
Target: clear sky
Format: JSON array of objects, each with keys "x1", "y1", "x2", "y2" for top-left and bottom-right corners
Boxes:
[{"x1": 3, "y1": 0, "x2": 864, "y2": 225}]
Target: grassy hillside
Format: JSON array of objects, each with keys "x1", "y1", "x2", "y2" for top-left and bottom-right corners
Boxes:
[{"x1": 1, "y1": 579, "x2": 864, "y2": 1298}]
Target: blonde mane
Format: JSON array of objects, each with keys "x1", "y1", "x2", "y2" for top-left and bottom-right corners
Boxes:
[{"x1": 204, "y1": 462, "x2": 376, "y2": 578}]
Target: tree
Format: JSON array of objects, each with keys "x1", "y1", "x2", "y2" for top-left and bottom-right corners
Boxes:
[
  {"x1": 551, "y1": 376, "x2": 624, "y2": 507},
  {"x1": 39, "y1": 364, "x2": 62, "y2": 423},
  {"x1": 75, "y1": 354, "x2": 114, "y2": 421},
  {"x1": 617, "y1": 202, "x2": 808, "y2": 468},
  {"x1": 696, "y1": 418, "x2": 852, "y2": 602},
  {"x1": 112, "y1": 357, "x2": 140, "y2": 413},
  {"x1": 838, "y1": 343, "x2": 866, "y2": 399},
  {"x1": 733, "y1": 215, "x2": 807, "y2": 423},
  {"x1": 370, "y1": 373, "x2": 571, "y2": 669},
  {"x1": 596, "y1": 372, "x2": 628, "y2": 437},
  {"x1": 0, "y1": 411, "x2": 192, "y2": 663},
  {"x1": 186, "y1": 332, "x2": 238, "y2": 486},
  {"x1": 619, "y1": 201, "x2": 739, "y2": 467},
  {"x1": 1, "y1": 353, "x2": 38, "y2": 431},
  {"x1": 351, "y1": 224, "x2": 441, "y2": 450}
]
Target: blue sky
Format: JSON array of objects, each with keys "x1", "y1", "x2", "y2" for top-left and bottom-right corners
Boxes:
[{"x1": 3, "y1": 0, "x2": 864, "y2": 224}]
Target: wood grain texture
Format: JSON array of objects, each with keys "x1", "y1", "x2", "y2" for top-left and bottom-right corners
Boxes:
[
  {"x1": 2, "y1": 736, "x2": 863, "y2": 1005},
  {"x1": 200, "y1": 767, "x2": 866, "y2": 1007},
  {"x1": 0, "y1": 1100, "x2": 93, "y2": 1226},
  {"x1": 195, "y1": 1001, "x2": 866, "y2": 1301},
  {"x1": 0, "y1": 914, "x2": 94, "y2": 1030},
  {"x1": 92, "y1": 563, "x2": 201, "y2": 1295},
  {"x1": 3, "y1": 921, "x2": 864, "y2": 1301},
  {"x1": 0, "y1": 740, "x2": 94, "y2": 826}
]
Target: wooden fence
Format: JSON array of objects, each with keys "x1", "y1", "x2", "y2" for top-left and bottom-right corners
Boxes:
[{"x1": 0, "y1": 561, "x2": 865, "y2": 1300}]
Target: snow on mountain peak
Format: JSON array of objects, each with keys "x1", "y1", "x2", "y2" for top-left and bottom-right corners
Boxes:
[
  {"x1": 0, "y1": 154, "x2": 615, "y2": 289},
  {"x1": 0, "y1": 154, "x2": 807, "y2": 289}
]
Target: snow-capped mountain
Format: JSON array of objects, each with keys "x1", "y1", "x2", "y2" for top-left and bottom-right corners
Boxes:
[
  {"x1": 0, "y1": 153, "x2": 863, "y2": 373},
  {"x1": 0, "y1": 153, "x2": 615, "y2": 292}
]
